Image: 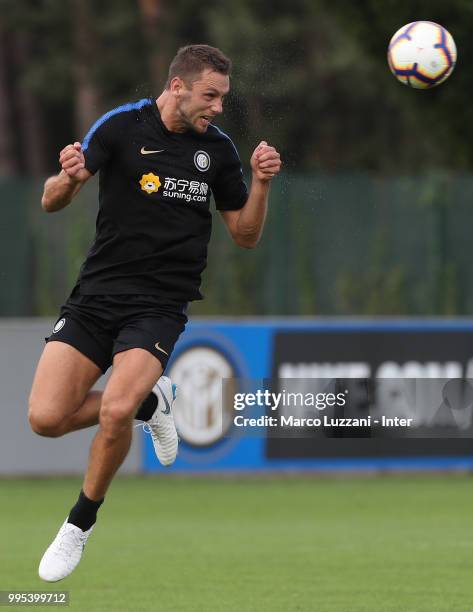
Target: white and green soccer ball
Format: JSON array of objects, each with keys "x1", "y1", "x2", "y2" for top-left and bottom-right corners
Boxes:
[{"x1": 387, "y1": 21, "x2": 457, "y2": 89}]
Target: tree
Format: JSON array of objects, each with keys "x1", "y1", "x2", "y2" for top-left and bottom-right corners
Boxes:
[
  {"x1": 0, "y1": 28, "x2": 17, "y2": 176},
  {"x1": 71, "y1": 0, "x2": 102, "y2": 138}
]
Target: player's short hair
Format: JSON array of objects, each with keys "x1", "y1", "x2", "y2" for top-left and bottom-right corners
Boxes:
[{"x1": 166, "y1": 44, "x2": 231, "y2": 89}]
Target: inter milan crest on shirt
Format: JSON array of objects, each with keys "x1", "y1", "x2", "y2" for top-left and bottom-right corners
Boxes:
[
  {"x1": 194, "y1": 150, "x2": 210, "y2": 172},
  {"x1": 53, "y1": 318, "x2": 66, "y2": 333}
]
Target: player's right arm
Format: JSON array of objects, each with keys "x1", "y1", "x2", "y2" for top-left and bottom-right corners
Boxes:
[{"x1": 41, "y1": 142, "x2": 92, "y2": 213}]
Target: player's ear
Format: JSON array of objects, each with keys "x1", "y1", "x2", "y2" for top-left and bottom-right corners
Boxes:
[{"x1": 170, "y1": 77, "x2": 184, "y2": 97}]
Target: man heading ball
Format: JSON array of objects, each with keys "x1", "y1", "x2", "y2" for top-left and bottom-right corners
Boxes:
[{"x1": 28, "y1": 44, "x2": 281, "y2": 582}]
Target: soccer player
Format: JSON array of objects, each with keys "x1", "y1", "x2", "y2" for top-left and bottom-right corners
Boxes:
[{"x1": 27, "y1": 44, "x2": 281, "y2": 582}]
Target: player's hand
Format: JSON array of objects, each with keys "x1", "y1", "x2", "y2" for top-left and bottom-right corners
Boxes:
[
  {"x1": 250, "y1": 141, "x2": 281, "y2": 182},
  {"x1": 59, "y1": 142, "x2": 88, "y2": 182}
]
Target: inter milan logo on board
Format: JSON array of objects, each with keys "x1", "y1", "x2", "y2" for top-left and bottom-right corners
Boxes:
[
  {"x1": 194, "y1": 150, "x2": 210, "y2": 172},
  {"x1": 168, "y1": 345, "x2": 236, "y2": 446}
]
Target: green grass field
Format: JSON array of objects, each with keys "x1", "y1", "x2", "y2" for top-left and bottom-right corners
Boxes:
[{"x1": 2, "y1": 475, "x2": 473, "y2": 611}]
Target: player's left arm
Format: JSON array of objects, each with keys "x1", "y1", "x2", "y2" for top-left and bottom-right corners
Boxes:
[{"x1": 220, "y1": 141, "x2": 281, "y2": 249}]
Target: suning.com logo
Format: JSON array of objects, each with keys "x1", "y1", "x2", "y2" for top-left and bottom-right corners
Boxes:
[{"x1": 139, "y1": 172, "x2": 209, "y2": 203}]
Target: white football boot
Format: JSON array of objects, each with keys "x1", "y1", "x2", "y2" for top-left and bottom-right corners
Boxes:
[
  {"x1": 38, "y1": 519, "x2": 94, "y2": 582},
  {"x1": 143, "y1": 376, "x2": 179, "y2": 466}
]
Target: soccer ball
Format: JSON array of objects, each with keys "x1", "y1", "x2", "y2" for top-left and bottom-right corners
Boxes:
[{"x1": 387, "y1": 21, "x2": 457, "y2": 89}]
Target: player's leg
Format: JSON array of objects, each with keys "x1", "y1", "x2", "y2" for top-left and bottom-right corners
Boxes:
[
  {"x1": 28, "y1": 341, "x2": 103, "y2": 438},
  {"x1": 38, "y1": 348, "x2": 163, "y2": 582},
  {"x1": 30, "y1": 286, "x2": 116, "y2": 437},
  {"x1": 114, "y1": 308, "x2": 186, "y2": 465},
  {"x1": 83, "y1": 347, "x2": 163, "y2": 500},
  {"x1": 38, "y1": 299, "x2": 185, "y2": 582}
]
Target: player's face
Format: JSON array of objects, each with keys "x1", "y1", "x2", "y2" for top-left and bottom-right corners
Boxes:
[{"x1": 177, "y1": 69, "x2": 230, "y2": 133}]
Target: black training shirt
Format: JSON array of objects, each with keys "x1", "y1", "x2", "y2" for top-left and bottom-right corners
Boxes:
[{"x1": 78, "y1": 98, "x2": 248, "y2": 300}]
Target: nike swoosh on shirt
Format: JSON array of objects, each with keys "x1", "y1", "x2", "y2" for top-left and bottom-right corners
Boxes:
[{"x1": 141, "y1": 147, "x2": 165, "y2": 155}]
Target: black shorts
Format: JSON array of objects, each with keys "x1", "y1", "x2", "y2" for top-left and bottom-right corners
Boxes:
[{"x1": 45, "y1": 285, "x2": 188, "y2": 373}]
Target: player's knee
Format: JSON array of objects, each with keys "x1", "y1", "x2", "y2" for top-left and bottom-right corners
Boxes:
[
  {"x1": 28, "y1": 405, "x2": 65, "y2": 438},
  {"x1": 100, "y1": 394, "x2": 138, "y2": 437}
]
